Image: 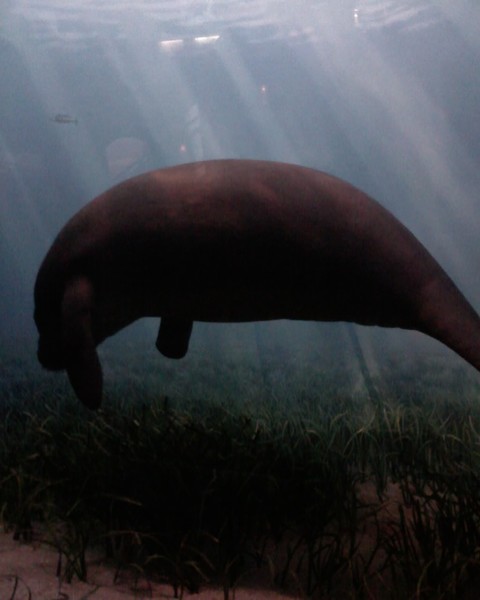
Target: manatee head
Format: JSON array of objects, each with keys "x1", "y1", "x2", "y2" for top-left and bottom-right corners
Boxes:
[{"x1": 34, "y1": 274, "x2": 103, "y2": 409}]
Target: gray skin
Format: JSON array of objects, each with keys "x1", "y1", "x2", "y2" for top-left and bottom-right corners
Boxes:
[{"x1": 34, "y1": 159, "x2": 480, "y2": 409}]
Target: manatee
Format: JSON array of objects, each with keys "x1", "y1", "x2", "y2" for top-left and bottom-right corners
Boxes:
[{"x1": 34, "y1": 160, "x2": 480, "y2": 408}]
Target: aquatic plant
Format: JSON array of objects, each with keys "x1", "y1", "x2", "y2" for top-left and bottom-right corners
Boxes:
[{"x1": 1, "y1": 349, "x2": 480, "y2": 597}]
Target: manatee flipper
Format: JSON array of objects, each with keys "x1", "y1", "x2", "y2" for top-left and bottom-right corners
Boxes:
[
  {"x1": 62, "y1": 276, "x2": 103, "y2": 409},
  {"x1": 156, "y1": 318, "x2": 193, "y2": 359}
]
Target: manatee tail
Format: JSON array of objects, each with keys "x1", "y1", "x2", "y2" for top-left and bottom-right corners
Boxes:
[
  {"x1": 416, "y1": 273, "x2": 480, "y2": 374},
  {"x1": 62, "y1": 275, "x2": 103, "y2": 409}
]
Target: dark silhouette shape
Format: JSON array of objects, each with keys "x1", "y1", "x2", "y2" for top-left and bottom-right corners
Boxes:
[{"x1": 34, "y1": 160, "x2": 480, "y2": 408}]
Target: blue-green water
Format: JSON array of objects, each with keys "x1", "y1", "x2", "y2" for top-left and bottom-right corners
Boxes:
[
  {"x1": 2, "y1": 6, "x2": 480, "y2": 595},
  {"x1": 1, "y1": 0, "x2": 480, "y2": 397}
]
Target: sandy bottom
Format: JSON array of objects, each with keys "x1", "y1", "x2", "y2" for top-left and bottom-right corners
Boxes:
[{"x1": 0, "y1": 531, "x2": 298, "y2": 600}]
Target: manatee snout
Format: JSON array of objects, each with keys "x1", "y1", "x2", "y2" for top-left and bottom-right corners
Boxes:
[
  {"x1": 34, "y1": 307, "x2": 63, "y2": 370},
  {"x1": 37, "y1": 343, "x2": 65, "y2": 371}
]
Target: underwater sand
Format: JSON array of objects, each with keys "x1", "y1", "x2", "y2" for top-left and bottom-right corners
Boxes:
[
  {"x1": 0, "y1": 530, "x2": 298, "y2": 600},
  {"x1": 0, "y1": 482, "x2": 403, "y2": 600}
]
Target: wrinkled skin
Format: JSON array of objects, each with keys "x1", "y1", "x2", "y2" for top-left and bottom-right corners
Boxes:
[{"x1": 34, "y1": 159, "x2": 480, "y2": 409}]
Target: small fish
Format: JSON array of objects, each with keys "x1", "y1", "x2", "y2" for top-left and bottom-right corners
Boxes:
[{"x1": 51, "y1": 114, "x2": 78, "y2": 125}]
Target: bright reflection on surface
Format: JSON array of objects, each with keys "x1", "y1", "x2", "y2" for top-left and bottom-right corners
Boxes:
[
  {"x1": 159, "y1": 39, "x2": 184, "y2": 52},
  {"x1": 194, "y1": 34, "x2": 220, "y2": 45}
]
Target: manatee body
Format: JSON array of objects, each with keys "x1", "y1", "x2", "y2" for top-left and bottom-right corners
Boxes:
[{"x1": 34, "y1": 159, "x2": 480, "y2": 408}]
